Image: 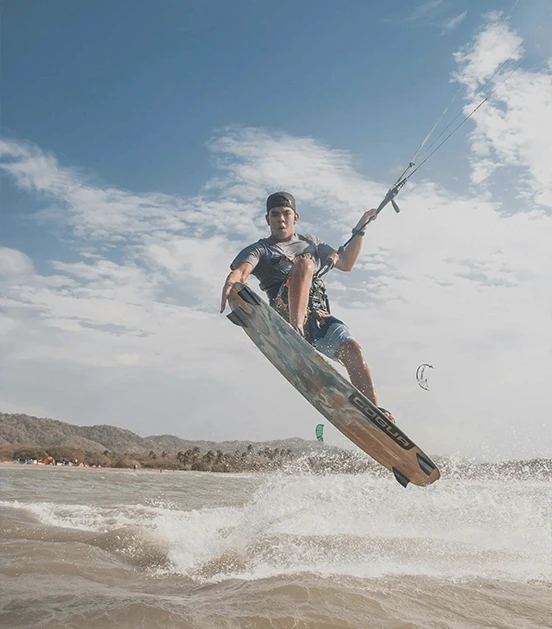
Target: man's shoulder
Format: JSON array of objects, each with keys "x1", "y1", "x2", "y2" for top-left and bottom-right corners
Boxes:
[
  {"x1": 234, "y1": 238, "x2": 276, "y2": 263},
  {"x1": 299, "y1": 233, "x2": 323, "y2": 245},
  {"x1": 251, "y1": 237, "x2": 276, "y2": 254}
]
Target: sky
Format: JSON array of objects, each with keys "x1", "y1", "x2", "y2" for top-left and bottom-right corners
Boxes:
[{"x1": 1, "y1": 0, "x2": 551, "y2": 461}]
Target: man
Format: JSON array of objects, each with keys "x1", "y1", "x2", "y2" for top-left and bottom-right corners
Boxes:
[{"x1": 220, "y1": 191, "x2": 395, "y2": 422}]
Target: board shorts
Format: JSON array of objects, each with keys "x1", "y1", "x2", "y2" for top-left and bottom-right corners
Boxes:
[
  {"x1": 312, "y1": 317, "x2": 355, "y2": 360},
  {"x1": 271, "y1": 280, "x2": 355, "y2": 360}
]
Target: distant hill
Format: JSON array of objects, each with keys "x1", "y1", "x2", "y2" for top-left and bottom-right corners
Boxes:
[
  {"x1": 0, "y1": 413, "x2": 158, "y2": 453},
  {"x1": 0, "y1": 412, "x2": 320, "y2": 455}
]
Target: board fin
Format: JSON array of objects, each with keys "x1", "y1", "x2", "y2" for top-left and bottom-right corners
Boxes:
[
  {"x1": 227, "y1": 310, "x2": 248, "y2": 328},
  {"x1": 238, "y1": 286, "x2": 262, "y2": 306},
  {"x1": 392, "y1": 467, "x2": 410, "y2": 488},
  {"x1": 416, "y1": 453, "x2": 436, "y2": 476}
]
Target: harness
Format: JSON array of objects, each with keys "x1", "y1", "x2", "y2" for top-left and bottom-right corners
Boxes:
[{"x1": 268, "y1": 242, "x2": 342, "y2": 344}]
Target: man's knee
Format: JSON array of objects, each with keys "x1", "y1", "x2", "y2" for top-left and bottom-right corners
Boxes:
[
  {"x1": 336, "y1": 339, "x2": 363, "y2": 363},
  {"x1": 290, "y1": 255, "x2": 315, "y2": 277}
]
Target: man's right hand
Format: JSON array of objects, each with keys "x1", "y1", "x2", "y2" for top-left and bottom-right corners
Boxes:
[
  {"x1": 220, "y1": 262, "x2": 255, "y2": 313},
  {"x1": 220, "y1": 280, "x2": 234, "y2": 313}
]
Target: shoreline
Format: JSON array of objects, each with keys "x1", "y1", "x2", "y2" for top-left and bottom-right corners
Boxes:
[{"x1": 0, "y1": 461, "x2": 187, "y2": 473}]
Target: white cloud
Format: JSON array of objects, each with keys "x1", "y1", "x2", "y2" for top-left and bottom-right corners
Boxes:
[
  {"x1": 441, "y1": 11, "x2": 467, "y2": 34},
  {"x1": 406, "y1": 1, "x2": 466, "y2": 34},
  {"x1": 0, "y1": 247, "x2": 34, "y2": 277},
  {"x1": 453, "y1": 14, "x2": 552, "y2": 208},
  {"x1": 453, "y1": 15, "x2": 524, "y2": 91},
  {"x1": 408, "y1": 1, "x2": 443, "y2": 22}
]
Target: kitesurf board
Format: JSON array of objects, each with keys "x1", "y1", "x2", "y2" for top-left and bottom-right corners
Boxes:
[{"x1": 227, "y1": 282, "x2": 440, "y2": 487}]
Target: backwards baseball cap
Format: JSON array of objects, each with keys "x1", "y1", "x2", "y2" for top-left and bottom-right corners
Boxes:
[{"x1": 266, "y1": 191, "x2": 296, "y2": 213}]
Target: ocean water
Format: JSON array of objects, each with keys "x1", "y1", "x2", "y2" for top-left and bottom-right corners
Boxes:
[{"x1": 0, "y1": 464, "x2": 550, "y2": 629}]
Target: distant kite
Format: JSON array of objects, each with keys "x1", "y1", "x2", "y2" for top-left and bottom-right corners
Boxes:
[
  {"x1": 315, "y1": 423, "x2": 324, "y2": 442},
  {"x1": 416, "y1": 364, "x2": 434, "y2": 391}
]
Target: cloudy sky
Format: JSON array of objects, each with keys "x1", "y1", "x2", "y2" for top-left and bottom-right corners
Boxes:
[{"x1": 1, "y1": 0, "x2": 551, "y2": 460}]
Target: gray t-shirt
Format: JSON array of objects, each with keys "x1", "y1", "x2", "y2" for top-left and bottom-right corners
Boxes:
[{"x1": 231, "y1": 233, "x2": 335, "y2": 300}]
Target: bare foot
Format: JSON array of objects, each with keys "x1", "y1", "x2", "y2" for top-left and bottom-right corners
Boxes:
[{"x1": 378, "y1": 407, "x2": 396, "y2": 424}]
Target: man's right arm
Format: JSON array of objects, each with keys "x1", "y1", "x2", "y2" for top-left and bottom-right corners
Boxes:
[{"x1": 220, "y1": 261, "x2": 255, "y2": 313}]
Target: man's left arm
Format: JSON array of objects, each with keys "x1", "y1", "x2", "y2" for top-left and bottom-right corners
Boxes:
[{"x1": 335, "y1": 208, "x2": 378, "y2": 272}]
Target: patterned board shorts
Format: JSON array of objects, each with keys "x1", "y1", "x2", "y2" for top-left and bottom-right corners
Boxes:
[{"x1": 272, "y1": 279, "x2": 355, "y2": 360}]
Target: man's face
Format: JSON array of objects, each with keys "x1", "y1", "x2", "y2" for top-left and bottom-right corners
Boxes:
[{"x1": 266, "y1": 206, "x2": 298, "y2": 241}]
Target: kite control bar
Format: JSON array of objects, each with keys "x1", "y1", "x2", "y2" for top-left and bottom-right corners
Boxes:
[{"x1": 317, "y1": 176, "x2": 408, "y2": 279}]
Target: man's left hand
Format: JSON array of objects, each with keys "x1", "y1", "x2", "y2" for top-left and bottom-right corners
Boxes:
[{"x1": 354, "y1": 208, "x2": 378, "y2": 231}]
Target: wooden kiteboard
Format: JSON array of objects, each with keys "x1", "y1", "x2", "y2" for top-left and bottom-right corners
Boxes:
[{"x1": 227, "y1": 282, "x2": 440, "y2": 487}]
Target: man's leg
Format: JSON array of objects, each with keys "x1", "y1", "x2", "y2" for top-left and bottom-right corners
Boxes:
[
  {"x1": 336, "y1": 339, "x2": 377, "y2": 404},
  {"x1": 336, "y1": 339, "x2": 396, "y2": 423},
  {"x1": 287, "y1": 255, "x2": 314, "y2": 335}
]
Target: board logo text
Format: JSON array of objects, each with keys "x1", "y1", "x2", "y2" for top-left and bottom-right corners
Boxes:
[{"x1": 348, "y1": 393, "x2": 414, "y2": 450}]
